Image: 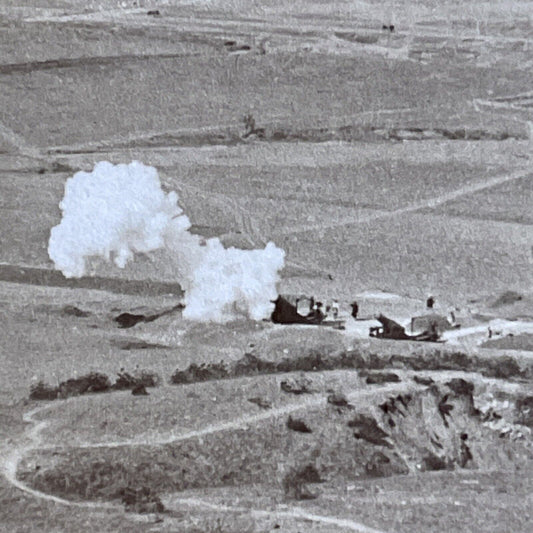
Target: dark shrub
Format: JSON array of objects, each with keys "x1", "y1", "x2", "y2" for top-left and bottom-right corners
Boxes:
[
  {"x1": 349, "y1": 414, "x2": 392, "y2": 448},
  {"x1": 282, "y1": 464, "x2": 321, "y2": 500},
  {"x1": 515, "y1": 396, "x2": 533, "y2": 427},
  {"x1": 484, "y1": 356, "x2": 525, "y2": 379},
  {"x1": 365, "y1": 372, "x2": 401, "y2": 384},
  {"x1": 171, "y1": 361, "x2": 228, "y2": 384},
  {"x1": 118, "y1": 486, "x2": 165, "y2": 513},
  {"x1": 58, "y1": 372, "x2": 111, "y2": 398},
  {"x1": 114, "y1": 370, "x2": 159, "y2": 390},
  {"x1": 61, "y1": 305, "x2": 91, "y2": 318},
  {"x1": 445, "y1": 378, "x2": 474, "y2": 396},
  {"x1": 420, "y1": 453, "x2": 451, "y2": 472},
  {"x1": 233, "y1": 353, "x2": 275, "y2": 375},
  {"x1": 29, "y1": 381, "x2": 57, "y2": 400}
]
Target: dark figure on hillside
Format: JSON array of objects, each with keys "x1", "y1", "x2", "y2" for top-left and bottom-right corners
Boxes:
[
  {"x1": 350, "y1": 301, "x2": 359, "y2": 319},
  {"x1": 459, "y1": 433, "x2": 473, "y2": 467},
  {"x1": 426, "y1": 296, "x2": 435, "y2": 309}
]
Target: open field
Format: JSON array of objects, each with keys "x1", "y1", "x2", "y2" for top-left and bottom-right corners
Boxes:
[{"x1": 1, "y1": 0, "x2": 533, "y2": 531}]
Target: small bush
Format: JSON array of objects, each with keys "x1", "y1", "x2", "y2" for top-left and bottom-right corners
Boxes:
[
  {"x1": 282, "y1": 464, "x2": 320, "y2": 500},
  {"x1": 365, "y1": 451, "x2": 398, "y2": 477},
  {"x1": 61, "y1": 305, "x2": 91, "y2": 318},
  {"x1": 233, "y1": 353, "x2": 275, "y2": 376},
  {"x1": 57, "y1": 372, "x2": 111, "y2": 398},
  {"x1": 30, "y1": 369, "x2": 160, "y2": 401},
  {"x1": 483, "y1": 356, "x2": 525, "y2": 379},
  {"x1": 419, "y1": 453, "x2": 451, "y2": 472},
  {"x1": 445, "y1": 378, "x2": 474, "y2": 396},
  {"x1": 117, "y1": 485, "x2": 165, "y2": 513},
  {"x1": 515, "y1": 396, "x2": 533, "y2": 427},
  {"x1": 29, "y1": 381, "x2": 58, "y2": 400},
  {"x1": 364, "y1": 372, "x2": 401, "y2": 384},
  {"x1": 171, "y1": 361, "x2": 229, "y2": 384},
  {"x1": 113, "y1": 370, "x2": 160, "y2": 390},
  {"x1": 277, "y1": 350, "x2": 330, "y2": 372},
  {"x1": 295, "y1": 464, "x2": 322, "y2": 483},
  {"x1": 490, "y1": 291, "x2": 523, "y2": 308},
  {"x1": 348, "y1": 414, "x2": 392, "y2": 448}
]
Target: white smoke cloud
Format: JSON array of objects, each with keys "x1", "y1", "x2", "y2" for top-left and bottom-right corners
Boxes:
[{"x1": 48, "y1": 161, "x2": 285, "y2": 322}]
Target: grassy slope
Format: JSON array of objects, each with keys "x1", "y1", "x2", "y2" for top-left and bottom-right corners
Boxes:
[{"x1": 16, "y1": 376, "x2": 533, "y2": 532}]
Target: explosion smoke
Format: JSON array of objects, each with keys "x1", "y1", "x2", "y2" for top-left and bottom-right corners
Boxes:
[{"x1": 48, "y1": 161, "x2": 285, "y2": 322}]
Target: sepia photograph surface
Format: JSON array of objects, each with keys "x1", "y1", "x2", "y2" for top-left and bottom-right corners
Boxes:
[{"x1": 1, "y1": 1, "x2": 532, "y2": 531}]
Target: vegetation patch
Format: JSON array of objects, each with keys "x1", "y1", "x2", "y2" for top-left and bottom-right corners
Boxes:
[
  {"x1": 348, "y1": 414, "x2": 392, "y2": 447},
  {"x1": 171, "y1": 361, "x2": 230, "y2": 384},
  {"x1": 28, "y1": 381, "x2": 59, "y2": 401},
  {"x1": 171, "y1": 347, "x2": 531, "y2": 387},
  {"x1": 118, "y1": 485, "x2": 165, "y2": 513},
  {"x1": 111, "y1": 339, "x2": 170, "y2": 350},
  {"x1": 29, "y1": 369, "x2": 160, "y2": 401},
  {"x1": 282, "y1": 464, "x2": 322, "y2": 500},
  {"x1": 20, "y1": 380, "x2": 529, "y2": 508},
  {"x1": 60, "y1": 305, "x2": 91, "y2": 318},
  {"x1": 363, "y1": 371, "x2": 401, "y2": 384},
  {"x1": 419, "y1": 452, "x2": 452, "y2": 472},
  {"x1": 490, "y1": 290, "x2": 523, "y2": 308},
  {"x1": 113, "y1": 369, "x2": 160, "y2": 390},
  {"x1": 364, "y1": 451, "x2": 406, "y2": 477},
  {"x1": 515, "y1": 396, "x2": 533, "y2": 427}
]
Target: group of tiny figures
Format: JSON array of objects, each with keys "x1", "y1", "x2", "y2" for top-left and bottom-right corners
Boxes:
[
  {"x1": 301, "y1": 297, "x2": 359, "y2": 322},
  {"x1": 305, "y1": 294, "x2": 449, "y2": 324}
]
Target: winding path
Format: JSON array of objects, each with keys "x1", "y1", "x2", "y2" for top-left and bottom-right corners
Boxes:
[{"x1": 0, "y1": 384, "x2": 413, "y2": 532}]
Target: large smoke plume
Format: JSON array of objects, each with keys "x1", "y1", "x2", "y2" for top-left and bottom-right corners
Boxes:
[{"x1": 48, "y1": 161, "x2": 285, "y2": 322}]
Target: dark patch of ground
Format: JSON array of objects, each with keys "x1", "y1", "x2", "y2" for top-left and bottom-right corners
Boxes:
[
  {"x1": 29, "y1": 369, "x2": 160, "y2": 400},
  {"x1": 363, "y1": 371, "x2": 401, "y2": 384},
  {"x1": 0, "y1": 264, "x2": 183, "y2": 297},
  {"x1": 61, "y1": 305, "x2": 91, "y2": 318},
  {"x1": 110, "y1": 339, "x2": 170, "y2": 350},
  {"x1": 490, "y1": 290, "x2": 524, "y2": 308}
]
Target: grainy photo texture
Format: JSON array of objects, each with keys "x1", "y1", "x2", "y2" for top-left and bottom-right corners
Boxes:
[{"x1": 1, "y1": 1, "x2": 532, "y2": 532}]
